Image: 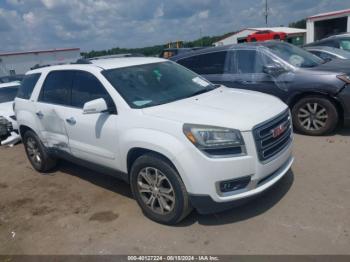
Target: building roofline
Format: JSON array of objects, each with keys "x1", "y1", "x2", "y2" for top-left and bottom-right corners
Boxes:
[
  {"x1": 307, "y1": 9, "x2": 350, "y2": 20},
  {"x1": 213, "y1": 27, "x2": 306, "y2": 44},
  {"x1": 0, "y1": 48, "x2": 80, "y2": 57},
  {"x1": 214, "y1": 28, "x2": 259, "y2": 44}
]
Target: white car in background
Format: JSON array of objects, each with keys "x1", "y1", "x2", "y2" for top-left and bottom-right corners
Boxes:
[{"x1": 0, "y1": 81, "x2": 21, "y2": 145}]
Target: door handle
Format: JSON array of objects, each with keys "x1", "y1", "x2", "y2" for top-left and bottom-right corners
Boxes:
[
  {"x1": 36, "y1": 111, "x2": 44, "y2": 119},
  {"x1": 65, "y1": 117, "x2": 76, "y2": 125}
]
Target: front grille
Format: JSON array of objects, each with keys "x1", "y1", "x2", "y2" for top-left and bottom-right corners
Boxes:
[{"x1": 253, "y1": 110, "x2": 292, "y2": 162}]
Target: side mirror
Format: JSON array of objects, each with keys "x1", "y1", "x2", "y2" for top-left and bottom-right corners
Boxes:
[
  {"x1": 83, "y1": 98, "x2": 108, "y2": 114},
  {"x1": 263, "y1": 64, "x2": 286, "y2": 76}
]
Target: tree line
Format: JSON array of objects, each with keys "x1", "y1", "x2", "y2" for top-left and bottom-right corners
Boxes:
[{"x1": 81, "y1": 19, "x2": 306, "y2": 58}]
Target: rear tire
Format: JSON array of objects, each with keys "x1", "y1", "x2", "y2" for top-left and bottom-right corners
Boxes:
[
  {"x1": 292, "y1": 96, "x2": 338, "y2": 136},
  {"x1": 130, "y1": 153, "x2": 192, "y2": 225},
  {"x1": 23, "y1": 130, "x2": 57, "y2": 172}
]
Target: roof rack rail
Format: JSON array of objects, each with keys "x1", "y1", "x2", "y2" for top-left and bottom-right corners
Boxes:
[
  {"x1": 73, "y1": 58, "x2": 92, "y2": 64},
  {"x1": 30, "y1": 64, "x2": 51, "y2": 70},
  {"x1": 89, "y1": 53, "x2": 145, "y2": 60}
]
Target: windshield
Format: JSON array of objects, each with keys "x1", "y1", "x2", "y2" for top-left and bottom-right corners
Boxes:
[
  {"x1": 266, "y1": 43, "x2": 324, "y2": 68},
  {"x1": 102, "y1": 61, "x2": 216, "y2": 108},
  {"x1": 0, "y1": 87, "x2": 19, "y2": 103}
]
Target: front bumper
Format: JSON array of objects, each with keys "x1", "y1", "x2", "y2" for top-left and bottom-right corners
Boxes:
[
  {"x1": 0, "y1": 115, "x2": 20, "y2": 146},
  {"x1": 173, "y1": 128, "x2": 293, "y2": 200},
  {"x1": 189, "y1": 156, "x2": 293, "y2": 214}
]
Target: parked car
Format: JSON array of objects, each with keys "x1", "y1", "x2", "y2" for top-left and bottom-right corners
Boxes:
[
  {"x1": 304, "y1": 34, "x2": 350, "y2": 51},
  {"x1": 304, "y1": 46, "x2": 350, "y2": 60},
  {"x1": 159, "y1": 48, "x2": 200, "y2": 59},
  {"x1": 0, "y1": 81, "x2": 21, "y2": 145},
  {"x1": 0, "y1": 74, "x2": 24, "y2": 84},
  {"x1": 14, "y1": 57, "x2": 293, "y2": 224},
  {"x1": 171, "y1": 41, "x2": 350, "y2": 136},
  {"x1": 247, "y1": 30, "x2": 287, "y2": 42}
]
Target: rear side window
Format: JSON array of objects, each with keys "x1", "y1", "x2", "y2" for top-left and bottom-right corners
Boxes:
[
  {"x1": 177, "y1": 51, "x2": 227, "y2": 75},
  {"x1": 17, "y1": 73, "x2": 41, "y2": 99},
  {"x1": 0, "y1": 87, "x2": 19, "y2": 103},
  {"x1": 39, "y1": 71, "x2": 74, "y2": 106},
  {"x1": 71, "y1": 71, "x2": 112, "y2": 108}
]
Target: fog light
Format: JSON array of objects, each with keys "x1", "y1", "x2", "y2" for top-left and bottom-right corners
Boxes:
[{"x1": 219, "y1": 176, "x2": 251, "y2": 193}]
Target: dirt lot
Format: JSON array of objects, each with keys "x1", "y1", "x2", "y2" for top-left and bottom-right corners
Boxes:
[{"x1": 0, "y1": 130, "x2": 349, "y2": 255}]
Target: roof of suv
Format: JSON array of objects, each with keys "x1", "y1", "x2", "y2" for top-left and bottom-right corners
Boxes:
[
  {"x1": 27, "y1": 57, "x2": 167, "y2": 74},
  {"x1": 170, "y1": 41, "x2": 283, "y2": 61},
  {"x1": 304, "y1": 34, "x2": 350, "y2": 47}
]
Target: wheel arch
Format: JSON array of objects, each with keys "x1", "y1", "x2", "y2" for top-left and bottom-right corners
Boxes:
[
  {"x1": 127, "y1": 147, "x2": 179, "y2": 175},
  {"x1": 19, "y1": 124, "x2": 37, "y2": 138},
  {"x1": 288, "y1": 91, "x2": 344, "y2": 122}
]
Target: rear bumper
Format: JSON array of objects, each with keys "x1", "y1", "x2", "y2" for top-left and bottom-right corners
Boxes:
[
  {"x1": 338, "y1": 85, "x2": 350, "y2": 124},
  {"x1": 189, "y1": 156, "x2": 293, "y2": 214}
]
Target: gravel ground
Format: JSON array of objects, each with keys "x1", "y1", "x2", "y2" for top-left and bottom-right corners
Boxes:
[{"x1": 0, "y1": 129, "x2": 349, "y2": 255}]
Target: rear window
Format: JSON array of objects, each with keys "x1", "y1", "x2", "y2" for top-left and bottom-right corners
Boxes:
[
  {"x1": 0, "y1": 87, "x2": 19, "y2": 103},
  {"x1": 177, "y1": 51, "x2": 227, "y2": 75},
  {"x1": 17, "y1": 73, "x2": 41, "y2": 99}
]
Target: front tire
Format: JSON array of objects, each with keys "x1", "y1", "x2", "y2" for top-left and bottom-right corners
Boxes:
[
  {"x1": 23, "y1": 130, "x2": 57, "y2": 172},
  {"x1": 292, "y1": 96, "x2": 338, "y2": 135},
  {"x1": 130, "y1": 153, "x2": 192, "y2": 225}
]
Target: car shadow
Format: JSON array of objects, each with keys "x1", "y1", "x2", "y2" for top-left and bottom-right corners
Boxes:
[
  {"x1": 54, "y1": 160, "x2": 294, "y2": 226},
  {"x1": 336, "y1": 126, "x2": 350, "y2": 136},
  {"x1": 177, "y1": 170, "x2": 294, "y2": 227},
  {"x1": 293, "y1": 126, "x2": 350, "y2": 136},
  {"x1": 56, "y1": 160, "x2": 133, "y2": 199}
]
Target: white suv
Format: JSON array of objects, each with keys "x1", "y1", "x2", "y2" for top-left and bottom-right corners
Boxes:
[{"x1": 14, "y1": 57, "x2": 294, "y2": 224}]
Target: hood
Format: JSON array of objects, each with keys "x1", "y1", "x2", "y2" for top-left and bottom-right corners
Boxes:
[
  {"x1": 307, "y1": 59, "x2": 350, "y2": 75},
  {"x1": 142, "y1": 87, "x2": 288, "y2": 131}
]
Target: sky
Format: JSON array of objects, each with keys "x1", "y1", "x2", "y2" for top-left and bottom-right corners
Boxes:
[{"x1": 1, "y1": 0, "x2": 350, "y2": 52}]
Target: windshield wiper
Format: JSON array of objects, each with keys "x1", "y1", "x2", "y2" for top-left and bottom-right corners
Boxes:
[{"x1": 186, "y1": 86, "x2": 217, "y2": 98}]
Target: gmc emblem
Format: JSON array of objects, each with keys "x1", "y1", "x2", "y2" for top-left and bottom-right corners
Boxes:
[{"x1": 271, "y1": 124, "x2": 286, "y2": 138}]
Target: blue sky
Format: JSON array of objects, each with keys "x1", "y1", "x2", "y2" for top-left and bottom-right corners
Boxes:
[{"x1": 0, "y1": 0, "x2": 350, "y2": 52}]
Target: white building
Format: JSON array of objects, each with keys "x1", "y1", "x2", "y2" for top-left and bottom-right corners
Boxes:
[
  {"x1": 306, "y1": 9, "x2": 350, "y2": 43},
  {"x1": 0, "y1": 48, "x2": 81, "y2": 77},
  {"x1": 213, "y1": 27, "x2": 306, "y2": 46}
]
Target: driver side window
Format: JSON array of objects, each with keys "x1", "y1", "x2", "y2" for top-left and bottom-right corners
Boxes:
[{"x1": 71, "y1": 71, "x2": 114, "y2": 109}]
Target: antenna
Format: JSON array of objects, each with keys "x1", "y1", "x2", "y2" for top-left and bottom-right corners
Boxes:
[{"x1": 264, "y1": 0, "x2": 269, "y2": 25}]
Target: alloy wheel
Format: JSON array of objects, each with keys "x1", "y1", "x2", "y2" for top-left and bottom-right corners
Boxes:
[
  {"x1": 137, "y1": 167, "x2": 175, "y2": 215},
  {"x1": 297, "y1": 102, "x2": 328, "y2": 131},
  {"x1": 26, "y1": 137, "x2": 42, "y2": 165}
]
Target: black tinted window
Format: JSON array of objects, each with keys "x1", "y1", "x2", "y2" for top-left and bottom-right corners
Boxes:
[
  {"x1": 322, "y1": 40, "x2": 339, "y2": 48},
  {"x1": 17, "y1": 73, "x2": 41, "y2": 99},
  {"x1": 39, "y1": 71, "x2": 73, "y2": 105},
  {"x1": 0, "y1": 87, "x2": 19, "y2": 103},
  {"x1": 318, "y1": 51, "x2": 337, "y2": 60},
  {"x1": 178, "y1": 51, "x2": 227, "y2": 75},
  {"x1": 236, "y1": 50, "x2": 264, "y2": 73},
  {"x1": 71, "y1": 71, "x2": 111, "y2": 108}
]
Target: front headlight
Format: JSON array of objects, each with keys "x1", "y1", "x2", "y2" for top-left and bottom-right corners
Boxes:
[{"x1": 183, "y1": 124, "x2": 246, "y2": 157}]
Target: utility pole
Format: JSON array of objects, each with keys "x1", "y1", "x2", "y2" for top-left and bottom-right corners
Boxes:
[{"x1": 264, "y1": 0, "x2": 269, "y2": 25}]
